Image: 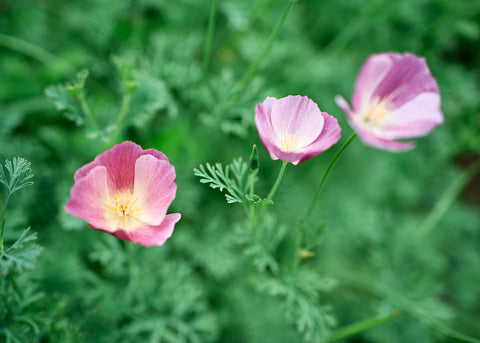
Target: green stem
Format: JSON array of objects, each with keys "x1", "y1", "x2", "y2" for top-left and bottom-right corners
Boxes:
[
  {"x1": 209, "y1": 0, "x2": 296, "y2": 126},
  {"x1": 303, "y1": 133, "x2": 356, "y2": 224},
  {"x1": 79, "y1": 93, "x2": 101, "y2": 134},
  {"x1": 0, "y1": 193, "x2": 12, "y2": 252},
  {"x1": 327, "y1": 309, "x2": 402, "y2": 342},
  {"x1": 8, "y1": 272, "x2": 23, "y2": 298},
  {"x1": 109, "y1": 92, "x2": 133, "y2": 145},
  {"x1": 0, "y1": 33, "x2": 75, "y2": 76},
  {"x1": 202, "y1": 0, "x2": 218, "y2": 79},
  {"x1": 266, "y1": 161, "x2": 288, "y2": 202},
  {"x1": 416, "y1": 158, "x2": 480, "y2": 240}
]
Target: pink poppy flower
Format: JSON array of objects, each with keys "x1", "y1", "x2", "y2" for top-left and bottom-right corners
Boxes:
[
  {"x1": 65, "y1": 141, "x2": 180, "y2": 247},
  {"x1": 255, "y1": 95, "x2": 341, "y2": 165},
  {"x1": 336, "y1": 52, "x2": 443, "y2": 151}
]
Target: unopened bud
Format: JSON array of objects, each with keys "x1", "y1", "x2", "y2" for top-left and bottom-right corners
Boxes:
[{"x1": 249, "y1": 144, "x2": 259, "y2": 171}]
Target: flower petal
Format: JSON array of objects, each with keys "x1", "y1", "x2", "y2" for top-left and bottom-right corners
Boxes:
[
  {"x1": 372, "y1": 53, "x2": 440, "y2": 109},
  {"x1": 352, "y1": 53, "x2": 392, "y2": 112},
  {"x1": 65, "y1": 166, "x2": 114, "y2": 232},
  {"x1": 381, "y1": 92, "x2": 443, "y2": 139},
  {"x1": 270, "y1": 95, "x2": 324, "y2": 148},
  {"x1": 132, "y1": 154, "x2": 177, "y2": 226},
  {"x1": 296, "y1": 112, "x2": 342, "y2": 164},
  {"x1": 74, "y1": 141, "x2": 143, "y2": 191},
  {"x1": 112, "y1": 213, "x2": 181, "y2": 247},
  {"x1": 255, "y1": 97, "x2": 280, "y2": 160},
  {"x1": 355, "y1": 125, "x2": 415, "y2": 152}
]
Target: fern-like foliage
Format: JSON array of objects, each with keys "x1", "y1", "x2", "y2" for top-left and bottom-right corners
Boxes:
[
  {"x1": 0, "y1": 158, "x2": 34, "y2": 198},
  {"x1": 0, "y1": 228, "x2": 43, "y2": 277},
  {"x1": 194, "y1": 158, "x2": 248, "y2": 204}
]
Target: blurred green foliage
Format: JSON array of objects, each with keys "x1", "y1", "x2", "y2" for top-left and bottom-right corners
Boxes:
[{"x1": 0, "y1": 0, "x2": 479, "y2": 342}]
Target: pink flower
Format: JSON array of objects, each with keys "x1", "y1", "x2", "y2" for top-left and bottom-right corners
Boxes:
[
  {"x1": 336, "y1": 52, "x2": 443, "y2": 151},
  {"x1": 255, "y1": 95, "x2": 341, "y2": 165},
  {"x1": 65, "y1": 141, "x2": 181, "y2": 247}
]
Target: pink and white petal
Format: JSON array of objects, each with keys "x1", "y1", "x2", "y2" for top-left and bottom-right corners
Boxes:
[
  {"x1": 74, "y1": 141, "x2": 143, "y2": 191},
  {"x1": 65, "y1": 166, "x2": 115, "y2": 232},
  {"x1": 270, "y1": 95, "x2": 324, "y2": 147},
  {"x1": 297, "y1": 113, "x2": 342, "y2": 164},
  {"x1": 335, "y1": 95, "x2": 354, "y2": 121},
  {"x1": 143, "y1": 149, "x2": 170, "y2": 162},
  {"x1": 373, "y1": 53, "x2": 440, "y2": 109},
  {"x1": 380, "y1": 92, "x2": 443, "y2": 139},
  {"x1": 112, "y1": 213, "x2": 181, "y2": 247},
  {"x1": 355, "y1": 125, "x2": 415, "y2": 152},
  {"x1": 255, "y1": 97, "x2": 277, "y2": 143},
  {"x1": 352, "y1": 53, "x2": 392, "y2": 112},
  {"x1": 255, "y1": 97, "x2": 280, "y2": 159},
  {"x1": 132, "y1": 155, "x2": 177, "y2": 226}
]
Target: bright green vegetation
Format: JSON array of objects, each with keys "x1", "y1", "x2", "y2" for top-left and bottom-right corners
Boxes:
[{"x1": 1, "y1": 0, "x2": 480, "y2": 342}]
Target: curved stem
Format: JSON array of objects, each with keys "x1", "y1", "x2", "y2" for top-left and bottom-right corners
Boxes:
[
  {"x1": 416, "y1": 158, "x2": 480, "y2": 240},
  {"x1": 303, "y1": 133, "x2": 356, "y2": 224},
  {"x1": 109, "y1": 93, "x2": 133, "y2": 145},
  {"x1": 202, "y1": 0, "x2": 219, "y2": 80},
  {"x1": 266, "y1": 161, "x2": 288, "y2": 202},
  {"x1": 0, "y1": 193, "x2": 12, "y2": 252},
  {"x1": 327, "y1": 309, "x2": 402, "y2": 342},
  {"x1": 210, "y1": 0, "x2": 296, "y2": 126}
]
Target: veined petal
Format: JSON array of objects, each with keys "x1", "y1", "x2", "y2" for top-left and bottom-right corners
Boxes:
[
  {"x1": 74, "y1": 141, "x2": 143, "y2": 191},
  {"x1": 255, "y1": 97, "x2": 279, "y2": 160},
  {"x1": 271, "y1": 95, "x2": 324, "y2": 148},
  {"x1": 132, "y1": 155, "x2": 177, "y2": 226},
  {"x1": 112, "y1": 213, "x2": 181, "y2": 247},
  {"x1": 65, "y1": 166, "x2": 115, "y2": 232}
]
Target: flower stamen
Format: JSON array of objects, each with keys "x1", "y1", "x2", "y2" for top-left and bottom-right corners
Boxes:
[
  {"x1": 280, "y1": 134, "x2": 299, "y2": 153},
  {"x1": 105, "y1": 188, "x2": 141, "y2": 229},
  {"x1": 362, "y1": 97, "x2": 391, "y2": 125}
]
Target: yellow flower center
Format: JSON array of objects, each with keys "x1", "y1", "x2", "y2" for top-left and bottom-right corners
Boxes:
[
  {"x1": 105, "y1": 189, "x2": 141, "y2": 229},
  {"x1": 362, "y1": 97, "x2": 391, "y2": 125},
  {"x1": 280, "y1": 134, "x2": 299, "y2": 153}
]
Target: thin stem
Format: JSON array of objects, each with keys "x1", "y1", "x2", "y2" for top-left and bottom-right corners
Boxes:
[
  {"x1": 109, "y1": 93, "x2": 133, "y2": 145},
  {"x1": 266, "y1": 161, "x2": 288, "y2": 202},
  {"x1": 8, "y1": 272, "x2": 23, "y2": 298},
  {"x1": 202, "y1": 0, "x2": 219, "y2": 79},
  {"x1": 79, "y1": 93, "x2": 101, "y2": 134},
  {"x1": 416, "y1": 158, "x2": 480, "y2": 240},
  {"x1": 0, "y1": 193, "x2": 12, "y2": 252},
  {"x1": 327, "y1": 309, "x2": 402, "y2": 342},
  {"x1": 249, "y1": 170, "x2": 258, "y2": 237},
  {"x1": 209, "y1": 0, "x2": 296, "y2": 126},
  {"x1": 303, "y1": 133, "x2": 356, "y2": 223},
  {"x1": 0, "y1": 33, "x2": 75, "y2": 76}
]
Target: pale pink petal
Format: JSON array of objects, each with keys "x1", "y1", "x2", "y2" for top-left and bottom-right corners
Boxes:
[
  {"x1": 355, "y1": 125, "x2": 415, "y2": 152},
  {"x1": 381, "y1": 92, "x2": 443, "y2": 139},
  {"x1": 112, "y1": 213, "x2": 181, "y2": 247},
  {"x1": 270, "y1": 95, "x2": 324, "y2": 147},
  {"x1": 372, "y1": 53, "x2": 440, "y2": 109},
  {"x1": 65, "y1": 166, "x2": 115, "y2": 232},
  {"x1": 352, "y1": 54, "x2": 392, "y2": 112},
  {"x1": 132, "y1": 155, "x2": 177, "y2": 226},
  {"x1": 296, "y1": 113, "x2": 342, "y2": 164},
  {"x1": 335, "y1": 95, "x2": 354, "y2": 121},
  {"x1": 255, "y1": 97, "x2": 279, "y2": 160}
]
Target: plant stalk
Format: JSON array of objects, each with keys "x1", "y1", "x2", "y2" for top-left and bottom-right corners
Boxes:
[{"x1": 303, "y1": 133, "x2": 356, "y2": 224}]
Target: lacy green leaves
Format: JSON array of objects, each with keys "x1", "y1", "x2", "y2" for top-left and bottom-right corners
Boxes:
[
  {"x1": 0, "y1": 158, "x2": 34, "y2": 199},
  {"x1": 194, "y1": 158, "x2": 248, "y2": 204},
  {"x1": 0, "y1": 229, "x2": 42, "y2": 277}
]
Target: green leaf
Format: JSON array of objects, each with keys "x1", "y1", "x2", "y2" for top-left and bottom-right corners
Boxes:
[
  {"x1": 193, "y1": 158, "x2": 248, "y2": 204},
  {"x1": 0, "y1": 228, "x2": 43, "y2": 277},
  {"x1": 0, "y1": 157, "x2": 34, "y2": 197}
]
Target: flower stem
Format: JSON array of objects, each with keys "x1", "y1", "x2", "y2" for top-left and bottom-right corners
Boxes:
[
  {"x1": 109, "y1": 92, "x2": 133, "y2": 145},
  {"x1": 303, "y1": 133, "x2": 356, "y2": 224},
  {"x1": 266, "y1": 161, "x2": 288, "y2": 203},
  {"x1": 416, "y1": 158, "x2": 480, "y2": 240},
  {"x1": 327, "y1": 309, "x2": 402, "y2": 342},
  {"x1": 209, "y1": 0, "x2": 296, "y2": 126},
  {"x1": 202, "y1": 0, "x2": 218, "y2": 80},
  {"x1": 0, "y1": 193, "x2": 12, "y2": 252}
]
